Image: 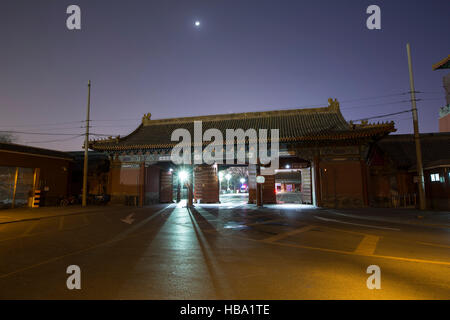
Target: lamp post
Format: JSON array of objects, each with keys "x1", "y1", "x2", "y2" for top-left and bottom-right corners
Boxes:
[
  {"x1": 218, "y1": 171, "x2": 224, "y2": 192},
  {"x1": 406, "y1": 43, "x2": 426, "y2": 210},
  {"x1": 178, "y1": 169, "x2": 193, "y2": 207},
  {"x1": 225, "y1": 173, "x2": 231, "y2": 192}
]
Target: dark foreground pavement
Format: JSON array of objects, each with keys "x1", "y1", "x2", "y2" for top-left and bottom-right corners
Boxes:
[{"x1": 0, "y1": 200, "x2": 449, "y2": 299}]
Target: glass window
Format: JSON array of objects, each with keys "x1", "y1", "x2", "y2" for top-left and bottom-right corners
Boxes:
[
  {"x1": 430, "y1": 173, "x2": 440, "y2": 182},
  {"x1": 0, "y1": 166, "x2": 34, "y2": 208},
  {"x1": 0, "y1": 166, "x2": 16, "y2": 208}
]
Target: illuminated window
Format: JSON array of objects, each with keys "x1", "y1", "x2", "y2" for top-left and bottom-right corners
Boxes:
[{"x1": 430, "y1": 173, "x2": 440, "y2": 182}]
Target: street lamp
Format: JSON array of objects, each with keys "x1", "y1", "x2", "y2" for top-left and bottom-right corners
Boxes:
[
  {"x1": 225, "y1": 173, "x2": 231, "y2": 191},
  {"x1": 240, "y1": 178, "x2": 245, "y2": 184},
  {"x1": 178, "y1": 170, "x2": 188, "y2": 183},
  {"x1": 218, "y1": 171, "x2": 224, "y2": 192}
]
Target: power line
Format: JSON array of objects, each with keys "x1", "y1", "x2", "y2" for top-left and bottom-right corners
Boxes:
[
  {"x1": 0, "y1": 130, "x2": 82, "y2": 136},
  {"x1": 90, "y1": 133, "x2": 122, "y2": 137},
  {"x1": 351, "y1": 109, "x2": 412, "y2": 122},
  {"x1": 23, "y1": 134, "x2": 84, "y2": 144},
  {"x1": 341, "y1": 100, "x2": 411, "y2": 110},
  {"x1": 90, "y1": 118, "x2": 141, "y2": 122},
  {"x1": 339, "y1": 92, "x2": 409, "y2": 103},
  {"x1": 0, "y1": 120, "x2": 84, "y2": 128},
  {"x1": 416, "y1": 91, "x2": 444, "y2": 95}
]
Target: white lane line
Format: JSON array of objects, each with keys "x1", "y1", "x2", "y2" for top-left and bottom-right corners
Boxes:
[
  {"x1": 246, "y1": 218, "x2": 286, "y2": 227},
  {"x1": 263, "y1": 224, "x2": 315, "y2": 243},
  {"x1": 315, "y1": 216, "x2": 400, "y2": 231},
  {"x1": 354, "y1": 235, "x2": 380, "y2": 255}
]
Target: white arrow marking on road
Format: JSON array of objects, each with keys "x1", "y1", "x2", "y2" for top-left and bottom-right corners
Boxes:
[
  {"x1": 121, "y1": 213, "x2": 135, "y2": 225},
  {"x1": 315, "y1": 216, "x2": 400, "y2": 231}
]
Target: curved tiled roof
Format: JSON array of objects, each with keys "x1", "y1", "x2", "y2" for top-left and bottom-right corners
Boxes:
[
  {"x1": 90, "y1": 102, "x2": 395, "y2": 151},
  {"x1": 432, "y1": 55, "x2": 450, "y2": 70}
]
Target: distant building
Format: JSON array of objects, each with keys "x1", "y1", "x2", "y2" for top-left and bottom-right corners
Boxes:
[
  {"x1": 432, "y1": 55, "x2": 450, "y2": 132},
  {"x1": 371, "y1": 133, "x2": 450, "y2": 210},
  {"x1": 67, "y1": 151, "x2": 110, "y2": 197},
  {"x1": 440, "y1": 103, "x2": 450, "y2": 132},
  {"x1": 0, "y1": 143, "x2": 73, "y2": 208}
]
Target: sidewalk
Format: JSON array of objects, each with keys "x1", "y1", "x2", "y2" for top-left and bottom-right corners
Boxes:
[
  {"x1": 0, "y1": 206, "x2": 109, "y2": 225},
  {"x1": 323, "y1": 207, "x2": 450, "y2": 228}
]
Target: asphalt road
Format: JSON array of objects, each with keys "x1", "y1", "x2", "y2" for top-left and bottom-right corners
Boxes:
[{"x1": 0, "y1": 195, "x2": 449, "y2": 299}]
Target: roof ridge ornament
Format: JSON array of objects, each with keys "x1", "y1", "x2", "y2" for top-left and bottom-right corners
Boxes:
[
  {"x1": 142, "y1": 112, "x2": 152, "y2": 125},
  {"x1": 328, "y1": 98, "x2": 340, "y2": 111}
]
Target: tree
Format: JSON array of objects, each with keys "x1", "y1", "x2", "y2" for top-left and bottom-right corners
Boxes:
[
  {"x1": 226, "y1": 167, "x2": 248, "y2": 190},
  {"x1": 0, "y1": 133, "x2": 16, "y2": 143},
  {"x1": 227, "y1": 166, "x2": 248, "y2": 178}
]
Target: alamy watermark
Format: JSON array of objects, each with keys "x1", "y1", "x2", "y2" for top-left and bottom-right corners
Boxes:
[
  {"x1": 366, "y1": 265, "x2": 381, "y2": 289},
  {"x1": 66, "y1": 265, "x2": 81, "y2": 290},
  {"x1": 170, "y1": 121, "x2": 279, "y2": 171},
  {"x1": 366, "y1": 5, "x2": 381, "y2": 30}
]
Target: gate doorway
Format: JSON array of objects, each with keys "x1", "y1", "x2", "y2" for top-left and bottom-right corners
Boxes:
[{"x1": 275, "y1": 162, "x2": 312, "y2": 204}]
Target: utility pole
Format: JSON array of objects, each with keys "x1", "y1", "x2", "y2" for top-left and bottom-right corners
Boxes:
[
  {"x1": 406, "y1": 44, "x2": 426, "y2": 210},
  {"x1": 82, "y1": 80, "x2": 91, "y2": 207}
]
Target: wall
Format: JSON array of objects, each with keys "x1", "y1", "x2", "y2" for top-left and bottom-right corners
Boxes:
[
  {"x1": 319, "y1": 160, "x2": 365, "y2": 208},
  {"x1": 194, "y1": 165, "x2": 219, "y2": 203},
  {"x1": 145, "y1": 166, "x2": 160, "y2": 204},
  {"x1": 300, "y1": 167, "x2": 312, "y2": 204},
  {"x1": 261, "y1": 174, "x2": 276, "y2": 204},
  {"x1": 247, "y1": 164, "x2": 276, "y2": 204},
  {"x1": 108, "y1": 162, "x2": 140, "y2": 204},
  {"x1": 425, "y1": 167, "x2": 450, "y2": 210},
  {"x1": 439, "y1": 113, "x2": 450, "y2": 133},
  {"x1": 160, "y1": 170, "x2": 173, "y2": 203}
]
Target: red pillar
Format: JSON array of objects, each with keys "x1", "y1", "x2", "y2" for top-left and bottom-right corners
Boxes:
[
  {"x1": 314, "y1": 156, "x2": 322, "y2": 207},
  {"x1": 360, "y1": 160, "x2": 369, "y2": 206},
  {"x1": 194, "y1": 164, "x2": 219, "y2": 203},
  {"x1": 139, "y1": 162, "x2": 145, "y2": 207}
]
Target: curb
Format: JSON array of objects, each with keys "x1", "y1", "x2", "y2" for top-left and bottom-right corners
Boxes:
[
  {"x1": 0, "y1": 208, "x2": 108, "y2": 225},
  {"x1": 323, "y1": 209, "x2": 450, "y2": 229}
]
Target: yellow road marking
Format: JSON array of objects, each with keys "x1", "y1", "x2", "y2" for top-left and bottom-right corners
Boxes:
[
  {"x1": 232, "y1": 234, "x2": 450, "y2": 266},
  {"x1": 263, "y1": 224, "x2": 315, "y2": 243},
  {"x1": 417, "y1": 241, "x2": 450, "y2": 249},
  {"x1": 354, "y1": 235, "x2": 380, "y2": 255}
]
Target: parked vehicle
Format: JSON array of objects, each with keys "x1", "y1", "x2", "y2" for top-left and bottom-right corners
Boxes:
[{"x1": 59, "y1": 195, "x2": 80, "y2": 206}]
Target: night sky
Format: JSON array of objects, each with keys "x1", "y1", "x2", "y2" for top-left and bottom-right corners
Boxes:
[{"x1": 0, "y1": 0, "x2": 449, "y2": 151}]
